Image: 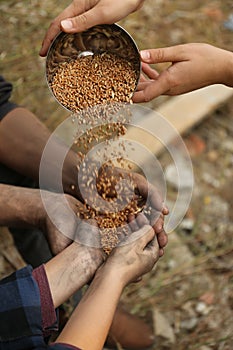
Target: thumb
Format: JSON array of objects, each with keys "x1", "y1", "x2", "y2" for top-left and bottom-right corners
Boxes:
[
  {"x1": 129, "y1": 225, "x2": 155, "y2": 249},
  {"x1": 133, "y1": 71, "x2": 171, "y2": 102},
  {"x1": 61, "y1": 7, "x2": 106, "y2": 33},
  {"x1": 140, "y1": 45, "x2": 186, "y2": 64}
]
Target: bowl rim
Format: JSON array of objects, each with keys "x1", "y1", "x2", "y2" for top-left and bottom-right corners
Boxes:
[{"x1": 45, "y1": 23, "x2": 141, "y2": 113}]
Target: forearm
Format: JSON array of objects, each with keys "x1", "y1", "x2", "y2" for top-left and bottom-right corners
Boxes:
[
  {"x1": 54, "y1": 226, "x2": 159, "y2": 349},
  {"x1": 0, "y1": 107, "x2": 82, "y2": 198},
  {"x1": 0, "y1": 184, "x2": 43, "y2": 227},
  {"x1": 0, "y1": 108, "x2": 49, "y2": 180},
  {"x1": 56, "y1": 264, "x2": 124, "y2": 350},
  {"x1": 44, "y1": 243, "x2": 104, "y2": 308}
]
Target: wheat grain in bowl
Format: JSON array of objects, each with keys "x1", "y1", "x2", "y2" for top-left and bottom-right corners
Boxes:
[
  {"x1": 50, "y1": 52, "x2": 138, "y2": 112},
  {"x1": 46, "y1": 24, "x2": 141, "y2": 112}
]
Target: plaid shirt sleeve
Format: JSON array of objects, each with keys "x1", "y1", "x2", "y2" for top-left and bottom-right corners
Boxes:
[{"x1": 0, "y1": 265, "x2": 81, "y2": 350}]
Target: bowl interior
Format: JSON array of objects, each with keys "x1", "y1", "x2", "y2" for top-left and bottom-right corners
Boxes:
[{"x1": 46, "y1": 24, "x2": 141, "y2": 111}]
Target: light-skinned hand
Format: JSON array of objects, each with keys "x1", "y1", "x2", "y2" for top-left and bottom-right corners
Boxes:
[
  {"x1": 40, "y1": 0, "x2": 145, "y2": 56},
  {"x1": 105, "y1": 224, "x2": 160, "y2": 286},
  {"x1": 133, "y1": 43, "x2": 233, "y2": 103}
]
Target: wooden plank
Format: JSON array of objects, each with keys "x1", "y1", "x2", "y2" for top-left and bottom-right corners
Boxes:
[
  {"x1": 157, "y1": 84, "x2": 233, "y2": 136},
  {"x1": 124, "y1": 84, "x2": 233, "y2": 156}
]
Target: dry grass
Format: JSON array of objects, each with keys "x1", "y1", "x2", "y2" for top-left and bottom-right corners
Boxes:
[
  {"x1": 1, "y1": 0, "x2": 232, "y2": 125},
  {"x1": 1, "y1": 0, "x2": 233, "y2": 348}
]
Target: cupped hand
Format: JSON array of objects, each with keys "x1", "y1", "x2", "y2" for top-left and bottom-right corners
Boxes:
[
  {"x1": 133, "y1": 43, "x2": 233, "y2": 103},
  {"x1": 106, "y1": 224, "x2": 160, "y2": 286},
  {"x1": 96, "y1": 165, "x2": 168, "y2": 253},
  {"x1": 40, "y1": 0, "x2": 145, "y2": 56},
  {"x1": 121, "y1": 168, "x2": 168, "y2": 252},
  {"x1": 39, "y1": 191, "x2": 90, "y2": 255}
]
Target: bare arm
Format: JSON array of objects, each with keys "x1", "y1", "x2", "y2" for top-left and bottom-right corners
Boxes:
[
  {"x1": 0, "y1": 183, "x2": 48, "y2": 229},
  {"x1": 55, "y1": 225, "x2": 159, "y2": 350},
  {"x1": 133, "y1": 43, "x2": 233, "y2": 103},
  {"x1": 44, "y1": 239, "x2": 104, "y2": 308},
  {"x1": 0, "y1": 183, "x2": 90, "y2": 255},
  {"x1": 56, "y1": 263, "x2": 124, "y2": 349},
  {"x1": 0, "y1": 107, "x2": 82, "y2": 199}
]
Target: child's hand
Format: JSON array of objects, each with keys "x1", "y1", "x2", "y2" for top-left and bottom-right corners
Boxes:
[{"x1": 133, "y1": 43, "x2": 233, "y2": 103}]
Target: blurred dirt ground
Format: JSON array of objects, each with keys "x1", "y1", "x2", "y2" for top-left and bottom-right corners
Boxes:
[{"x1": 0, "y1": 1, "x2": 233, "y2": 349}]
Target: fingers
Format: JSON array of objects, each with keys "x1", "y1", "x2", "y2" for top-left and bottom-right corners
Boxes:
[
  {"x1": 40, "y1": 1, "x2": 87, "y2": 56},
  {"x1": 140, "y1": 62, "x2": 160, "y2": 79},
  {"x1": 148, "y1": 183, "x2": 168, "y2": 213},
  {"x1": 150, "y1": 210, "x2": 164, "y2": 233},
  {"x1": 157, "y1": 229, "x2": 168, "y2": 249},
  {"x1": 159, "y1": 248, "x2": 164, "y2": 257},
  {"x1": 128, "y1": 212, "x2": 149, "y2": 232},
  {"x1": 128, "y1": 213, "x2": 140, "y2": 232},
  {"x1": 133, "y1": 71, "x2": 172, "y2": 102},
  {"x1": 133, "y1": 173, "x2": 164, "y2": 212},
  {"x1": 123, "y1": 224, "x2": 154, "y2": 247},
  {"x1": 147, "y1": 209, "x2": 168, "y2": 249},
  {"x1": 75, "y1": 219, "x2": 101, "y2": 248},
  {"x1": 59, "y1": 0, "x2": 147, "y2": 35},
  {"x1": 136, "y1": 213, "x2": 149, "y2": 227},
  {"x1": 139, "y1": 225, "x2": 156, "y2": 250},
  {"x1": 142, "y1": 231, "x2": 160, "y2": 266},
  {"x1": 162, "y1": 206, "x2": 169, "y2": 215},
  {"x1": 133, "y1": 46, "x2": 188, "y2": 102},
  {"x1": 140, "y1": 46, "x2": 187, "y2": 64},
  {"x1": 40, "y1": 22, "x2": 61, "y2": 57},
  {"x1": 131, "y1": 172, "x2": 168, "y2": 226},
  {"x1": 61, "y1": 6, "x2": 108, "y2": 34},
  {"x1": 138, "y1": 72, "x2": 148, "y2": 83},
  {"x1": 128, "y1": 211, "x2": 167, "y2": 250}
]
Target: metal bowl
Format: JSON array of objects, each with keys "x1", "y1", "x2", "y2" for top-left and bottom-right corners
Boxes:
[{"x1": 46, "y1": 24, "x2": 141, "y2": 112}]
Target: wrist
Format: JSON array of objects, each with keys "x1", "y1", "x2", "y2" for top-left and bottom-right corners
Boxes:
[
  {"x1": 61, "y1": 243, "x2": 105, "y2": 286},
  {"x1": 0, "y1": 184, "x2": 45, "y2": 228},
  {"x1": 96, "y1": 262, "x2": 128, "y2": 290},
  {"x1": 45, "y1": 243, "x2": 105, "y2": 307},
  {"x1": 214, "y1": 47, "x2": 233, "y2": 87},
  {"x1": 224, "y1": 51, "x2": 233, "y2": 87},
  {"x1": 17, "y1": 188, "x2": 45, "y2": 228}
]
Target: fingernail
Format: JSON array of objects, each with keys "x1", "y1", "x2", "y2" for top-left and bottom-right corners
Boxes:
[
  {"x1": 61, "y1": 19, "x2": 73, "y2": 30},
  {"x1": 140, "y1": 50, "x2": 150, "y2": 61},
  {"x1": 162, "y1": 206, "x2": 169, "y2": 215}
]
